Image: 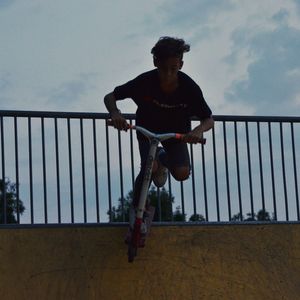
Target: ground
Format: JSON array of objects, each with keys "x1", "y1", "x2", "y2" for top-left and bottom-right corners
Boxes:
[{"x1": 0, "y1": 223, "x2": 300, "y2": 300}]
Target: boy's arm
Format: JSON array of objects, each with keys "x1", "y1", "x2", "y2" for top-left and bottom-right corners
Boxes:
[
  {"x1": 183, "y1": 116, "x2": 214, "y2": 144},
  {"x1": 104, "y1": 92, "x2": 128, "y2": 130}
]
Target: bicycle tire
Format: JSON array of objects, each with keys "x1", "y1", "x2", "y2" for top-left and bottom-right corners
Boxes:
[{"x1": 128, "y1": 242, "x2": 137, "y2": 263}]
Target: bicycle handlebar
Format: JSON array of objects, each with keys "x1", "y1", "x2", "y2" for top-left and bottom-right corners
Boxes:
[{"x1": 106, "y1": 120, "x2": 206, "y2": 144}]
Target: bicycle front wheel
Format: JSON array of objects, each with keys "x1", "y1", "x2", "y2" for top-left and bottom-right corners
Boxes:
[{"x1": 128, "y1": 242, "x2": 137, "y2": 263}]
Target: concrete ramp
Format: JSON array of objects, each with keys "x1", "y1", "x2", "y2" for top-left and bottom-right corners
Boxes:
[{"x1": 1, "y1": 223, "x2": 300, "y2": 300}]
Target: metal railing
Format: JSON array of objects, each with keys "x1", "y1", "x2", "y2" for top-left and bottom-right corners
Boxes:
[{"x1": 0, "y1": 110, "x2": 299, "y2": 225}]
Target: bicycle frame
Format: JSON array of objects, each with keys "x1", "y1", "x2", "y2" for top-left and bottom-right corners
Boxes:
[
  {"x1": 107, "y1": 120, "x2": 206, "y2": 261},
  {"x1": 132, "y1": 125, "x2": 187, "y2": 220},
  {"x1": 126, "y1": 125, "x2": 188, "y2": 252}
]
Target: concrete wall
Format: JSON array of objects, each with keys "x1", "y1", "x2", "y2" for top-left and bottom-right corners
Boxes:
[{"x1": 1, "y1": 224, "x2": 300, "y2": 300}]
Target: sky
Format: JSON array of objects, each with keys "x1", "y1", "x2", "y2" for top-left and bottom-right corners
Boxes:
[
  {"x1": 1, "y1": 0, "x2": 300, "y2": 116},
  {"x1": 1, "y1": 1, "x2": 300, "y2": 223}
]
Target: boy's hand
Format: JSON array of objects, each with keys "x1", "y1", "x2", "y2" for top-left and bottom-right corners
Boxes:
[
  {"x1": 110, "y1": 110, "x2": 129, "y2": 131},
  {"x1": 182, "y1": 130, "x2": 204, "y2": 144}
]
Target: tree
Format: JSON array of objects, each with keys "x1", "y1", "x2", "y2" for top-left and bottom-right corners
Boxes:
[
  {"x1": 231, "y1": 209, "x2": 272, "y2": 222},
  {"x1": 0, "y1": 179, "x2": 25, "y2": 224},
  {"x1": 148, "y1": 186, "x2": 173, "y2": 221},
  {"x1": 256, "y1": 209, "x2": 271, "y2": 221},
  {"x1": 189, "y1": 213, "x2": 206, "y2": 222},
  {"x1": 245, "y1": 212, "x2": 256, "y2": 221},
  {"x1": 108, "y1": 186, "x2": 181, "y2": 222},
  {"x1": 231, "y1": 212, "x2": 243, "y2": 222},
  {"x1": 108, "y1": 190, "x2": 133, "y2": 222},
  {"x1": 173, "y1": 206, "x2": 186, "y2": 222}
]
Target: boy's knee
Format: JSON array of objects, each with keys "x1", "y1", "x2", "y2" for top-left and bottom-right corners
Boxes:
[{"x1": 171, "y1": 166, "x2": 190, "y2": 181}]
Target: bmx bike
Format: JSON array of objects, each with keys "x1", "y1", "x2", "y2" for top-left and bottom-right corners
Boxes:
[{"x1": 107, "y1": 120, "x2": 206, "y2": 262}]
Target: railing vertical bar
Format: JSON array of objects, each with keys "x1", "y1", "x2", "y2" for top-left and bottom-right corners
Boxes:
[
  {"x1": 54, "y1": 118, "x2": 61, "y2": 223},
  {"x1": 201, "y1": 143, "x2": 208, "y2": 221},
  {"x1": 257, "y1": 122, "x2": 265, "y2": 213},
  {"x1": 190, "y1": 144, "x2": 197, "y2": 218},
  {"x1": 157, "y1": 187, "x2": 162, "y2": 221},
  {"x1": 180, "y1": 181, "x2": 185, "y2": 219},
  {"x1": 234, "y1": 121, "x2": 243, "y2": 220},
  {"x1": 0, "y1": 116, "x2": 7, "y2": 224},
  {"x1": 105, "y1": 121, "x2": 112, "y2": 222},
  {"x1": 117, "y1": 129, "x2": 125, "y2": 222},
  {"x1": 291, "y1": 123, "x2": 299, "y2": 220},
  {"x1": 212, "y1": 126, "x2": 220, "y2": 221},
  {"x1": 67, "y1": 118, "x2": 74, "y2": 223},
  {"x1": 41, "y1": 117, "x2": 48, "y2": 224},
  {"x1": 168, "y1": 172, "x2": 173, "y2": 220},
  {"x1": 223, "y1": 121, "x2": 231, "y2": 221},
  {"x1": 14, "y1": 117, "x2": 20, "y2": 223},
  {"x1": 129, "y1": 120, "x2": 135, "y2": 190},
  {"x1": 280, "y1": 123, "x2": 288, "y2": 221},
  {"x1": 245, "y1": 122, "x2": 254, "y2": 219},
  {"x1": 80, "y1": 118, "x2": 87, "y2": 223},
  {"x1": 93, "y1": 119, "x2": 100, "y2": 223},
  {"x1": 268, "y1": 122, "x2": 277, "y2": 220},
  {"x1": 28, "y1": 117, "x2": 34, "y2": 224}
]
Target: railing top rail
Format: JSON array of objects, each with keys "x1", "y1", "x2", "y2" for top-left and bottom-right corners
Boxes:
[
  {"x1": 0, "y1": 110, "x2": 112, "y2": 119},
  {"x1": 0, "y1": 110, "x2": 300, "y2": 122},
  {"x1": 212, "y1": 115, "x2": 300, "y2": 122}
]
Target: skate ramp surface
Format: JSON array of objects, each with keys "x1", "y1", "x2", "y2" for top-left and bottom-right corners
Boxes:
[{"x1": 0, "y1": 223, "x2": 300, "y2": 300}]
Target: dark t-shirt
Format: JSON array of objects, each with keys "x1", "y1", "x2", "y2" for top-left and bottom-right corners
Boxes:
[{"x1": 113, "y1": 69, "x2": 212, "y2": 134}]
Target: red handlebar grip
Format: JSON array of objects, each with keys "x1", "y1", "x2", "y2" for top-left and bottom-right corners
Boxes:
[
  {"x1": 175, "y1": 133, "x2": 183, "y2": 140},
  {"x1": 176, "y1": 133, "x2": 206, "y2": 144}
]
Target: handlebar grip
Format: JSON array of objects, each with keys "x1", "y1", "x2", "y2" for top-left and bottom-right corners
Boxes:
[
  {"x1": 175, "y1": 133, "x2": 206, "y2": 144},
  {"x1": 175, "y1": 133, "x2": 184, "y2": 139},
  {"x1": 106, "y1": 119, "x2": 134, "y2": 130}
]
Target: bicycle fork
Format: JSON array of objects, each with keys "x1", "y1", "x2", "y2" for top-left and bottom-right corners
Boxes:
[{"x1": 131, "y1": 138, "x2": 159, "y2": 247}]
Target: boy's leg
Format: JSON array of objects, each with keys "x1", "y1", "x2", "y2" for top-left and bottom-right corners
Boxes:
[
  {"x1": 160, "y1": 140, "x2": 191, "y2": 181},
  {"x1": 152, "y1": 146, "x2": 168, "y2": 187},
  {"x1": 132, "y1": 138, "x2": 190, "y2": 207}
]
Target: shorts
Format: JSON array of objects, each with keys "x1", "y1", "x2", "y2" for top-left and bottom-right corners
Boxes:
[{"x1": 137, "y1": 136, "x2": 191, "y2": 171}]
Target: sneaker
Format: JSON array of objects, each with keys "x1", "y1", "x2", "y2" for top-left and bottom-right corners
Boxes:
[{"x1": 152, "y1": 147, "x2": 168, "y2": 188}]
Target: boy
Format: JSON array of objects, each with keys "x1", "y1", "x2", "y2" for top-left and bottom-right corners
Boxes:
[{"x1": 104, "y1": 36, "x2": 214, "y2": 208}]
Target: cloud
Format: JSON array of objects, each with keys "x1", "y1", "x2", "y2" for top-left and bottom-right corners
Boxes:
[
  {"x1": 156, "y1": 0, "x2": 235, "y2": 42},
  {"x1": 1, "y1": 0, "x2": 299, "y2": 117},
  {"x1": 225, "y1": 10, "x2": 300, "y2": 115},
  {"x1": 0, "y1": 0, "x2": 16, "y2": 9},
  {"x1": 0, "y1": 72, "x2": 11, "y2": 91},
  {"x1": 272, "y1": 8, "x2": 290, "y2": 24},
  {"x1": 0, "y1": 72, "x2": 15, "y2": 108},
  {"x1": 295, "y1": 0, "x2": 300, "y2": 13},
  {"x1": 43, "y1": 73, "x2": 98, "y2": 109},
  {"x1": 128, "y1": 0, "x2": 235, "y2": 44},
  {"x1": 160, "y1": 0, "x2": 234, "y2": 26}
]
